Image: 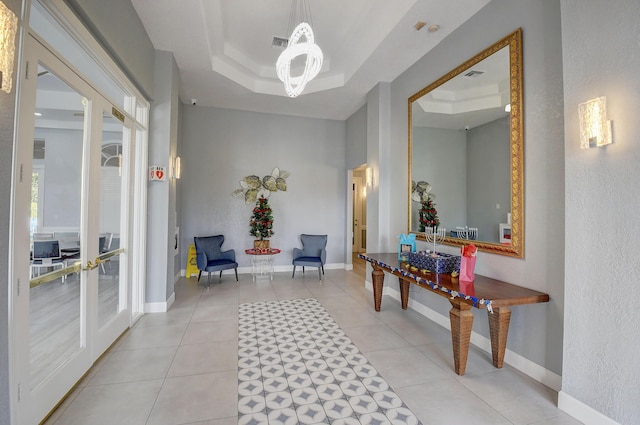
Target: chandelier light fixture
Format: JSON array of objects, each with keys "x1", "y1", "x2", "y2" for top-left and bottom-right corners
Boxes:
[{"x1": 276, "y1": 0, "x2": 323, "y2": 98}]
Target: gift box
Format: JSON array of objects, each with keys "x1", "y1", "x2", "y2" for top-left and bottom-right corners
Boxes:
[{"x1": 401, "y1": 251, "x2": 461, "y2": 274}]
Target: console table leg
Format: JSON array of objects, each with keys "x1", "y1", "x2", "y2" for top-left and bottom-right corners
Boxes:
[
  {"x1": 372, "y1": 265, "x2": 384, "y2": 312},
  {"x1": 399, "y1": 278, "x2": 410, "y2": 310},
  {"x1": 488, "y1": 306, "x2": 511, "y2": 368},
  {"x1": 449, "y1": 300, "x2": 473, "y2": 376}
]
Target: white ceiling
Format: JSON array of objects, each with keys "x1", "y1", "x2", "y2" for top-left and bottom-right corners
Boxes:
[
  {"x1": 412, "y1": 45, "x2": 510, "y2": 130},
  {"x1": 130, "y1": 0, "x2": 491, "y2": 120}
]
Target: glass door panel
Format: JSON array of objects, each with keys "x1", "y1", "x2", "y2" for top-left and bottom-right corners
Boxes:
[
  {"x1": 14, "y1": 28, "x2": 141, "y2": 424},
  {"x1": 97, "y1": 113, "x2": 128, "y2": 329},
  {"x1": 28, "y1": 65, "x2": 86, "y2": 390}
]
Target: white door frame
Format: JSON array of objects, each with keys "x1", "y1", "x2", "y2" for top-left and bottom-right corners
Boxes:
[
  {"x1": 9, "y1": 17, "x2": 149, "y2": 423},
  {"x1": 11, "y1": 34, "x2": 96, "y2": 424},
  {"x1": 353, "y1": 176, "x2": 365, "y2": 253}
]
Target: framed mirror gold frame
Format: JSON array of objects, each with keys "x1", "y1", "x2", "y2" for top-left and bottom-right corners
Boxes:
[{"x1": 408, "y1": 28, "x2": 523, "y2": 258}]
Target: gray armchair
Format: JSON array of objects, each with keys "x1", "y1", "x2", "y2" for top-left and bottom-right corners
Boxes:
[
  {"x1": 194, "y1": 235, "x2": 238, "y2": 286},
  {"x1": 292, "y1": 234, "x2": 327, "y2": 281}
]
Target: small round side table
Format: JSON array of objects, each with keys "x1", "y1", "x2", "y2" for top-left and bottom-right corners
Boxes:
[{"x1": 245, "y1": 248, "x2": 281, "y2": 281}]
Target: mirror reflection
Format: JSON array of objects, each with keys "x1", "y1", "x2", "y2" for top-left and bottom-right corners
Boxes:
[{"x1": 408, "y1": 29, "x2": 523, "y2": 257}]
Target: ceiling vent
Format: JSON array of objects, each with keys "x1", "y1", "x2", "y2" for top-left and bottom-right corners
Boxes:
[
  {"x1": 272, "y1": 36, "x2": 289, "y2": 48},
  {"x1": 464, "y1": 70, "x2": 484, "y2": 78}
]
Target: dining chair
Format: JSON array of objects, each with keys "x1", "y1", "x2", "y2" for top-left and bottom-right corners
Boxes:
[
  {"x1": 292, "y1": 234, "x2": 327, "y2": 281},
  {"x1": 194, "y1": 235, "x2": 238, "y2": 287}
]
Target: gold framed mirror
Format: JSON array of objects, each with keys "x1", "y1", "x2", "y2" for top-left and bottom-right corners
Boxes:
[{"x1": 408, "y1": 28, "x2": 523, "y2": 258}]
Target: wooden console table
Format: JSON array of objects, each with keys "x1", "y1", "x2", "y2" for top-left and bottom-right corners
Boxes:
[{"x1": 359, "y1": 253, "x2": 549, "y2": 375}]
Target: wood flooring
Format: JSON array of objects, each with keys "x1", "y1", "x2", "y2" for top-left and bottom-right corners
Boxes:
[{"x1": 29, "y1": 263, "x2": 121, "y2": 389}]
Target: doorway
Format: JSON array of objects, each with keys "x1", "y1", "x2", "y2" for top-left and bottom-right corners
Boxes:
[
  {"x1": 352, "y1": 165, "x2": 367, "y2": 254},
  {"x1": 10, "y1": 33, "x2": 138, "y2": 424}
]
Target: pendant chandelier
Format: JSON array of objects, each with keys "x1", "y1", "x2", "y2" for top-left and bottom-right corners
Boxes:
[{"x1": 276, "y1": 0, "x2": 323, "y2": 98}]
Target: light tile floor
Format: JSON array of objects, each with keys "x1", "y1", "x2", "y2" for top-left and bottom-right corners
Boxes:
[
  {"x1": 44, "y1": 269, "x2": 582, "y2": 425},
  {"x1": 237, "y1": 298, "x2": 422, "y2": 424}
]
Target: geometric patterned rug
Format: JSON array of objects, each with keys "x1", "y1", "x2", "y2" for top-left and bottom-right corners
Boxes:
[{"x1": 237, "y1": 298, "x2": 423, "y2": 425}]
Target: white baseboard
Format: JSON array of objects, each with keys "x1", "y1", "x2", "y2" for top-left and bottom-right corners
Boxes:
[
  {"x1": 144, "y1": 291, "x2": 175, "y2": 313},
  {"x1": 558, "y1": 391, "x2": 620, "y2": 425},
  {"x1": 365, "y1": 279, "x2": 562, "y2": 392},
  {"x1": 180, "y1": 263, "x2": 348, "y2": 278},
  {"x1": 274, "y1": 263, "x2": 345, "y2": 273}
]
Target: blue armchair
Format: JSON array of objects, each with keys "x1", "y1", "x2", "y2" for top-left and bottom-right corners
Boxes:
[
  {"x1": 194, "y1": 235, "x2": 238, "y2": 286},
  {"x1": 292, "y1": 234, "x2": 327, "y2": 281}
]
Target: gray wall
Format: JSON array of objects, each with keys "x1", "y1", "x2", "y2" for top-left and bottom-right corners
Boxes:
[
  {"x1": 366, "y1": 83, "x2": 393, "y2": 253},
  {"x1": 63, "y1": 0, "x2": 155, "y2": 100},
  {"x1": 174, "y1": 101, "x2": 184, "y2": 276},
  {"x1": 467, "y1": 116, "x2": 511, "y2": 242},
  {"x1": 561, "y1": 0, "x2": 640, "y2": 423},
  {"x1": 179, "y1": 106, "x2": 347, "y2": 270},
  {"x1": 34, "y1": 128, "x2": 82, "y2": 229},
  {"x1": 146, "y1": 50, "x2": 180, "y2": 303},
  {"x1": 411, "y1": 127, "x2": 467, "y2": 233},
  {"x1": 383, "y1": 0, "x2": 565, "y2": 375},
  {"x1": 411, "y1": 118, "x2": 509, "y2": 242},
  {"x1": 1, "y1": 0, "x2": 23, "y2": 421},
  {"x1": 166, "y1": 53, "x2": 180, "y2": 298},
  {"x1": 346, "y1": 104, "x2": 367, "y2": 170}
]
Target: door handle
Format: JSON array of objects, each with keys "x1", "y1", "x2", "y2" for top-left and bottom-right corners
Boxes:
[{"x1": 83, "y1": 258, "x2": 103, "y2": 271}]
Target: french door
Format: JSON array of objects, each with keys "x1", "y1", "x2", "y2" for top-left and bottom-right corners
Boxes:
[{"x1": 11, "y1": 34, "x2": 133, "y2": 424}]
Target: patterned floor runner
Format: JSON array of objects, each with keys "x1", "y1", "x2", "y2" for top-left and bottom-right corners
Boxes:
[{"x1": 237, "y1": 298, "x2": 423, "y2": 425}]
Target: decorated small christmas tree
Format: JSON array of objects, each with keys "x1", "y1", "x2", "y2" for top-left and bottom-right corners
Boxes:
[
  {"x1": 419, "y1": 197, "x2": 440, "y2": 232},
  {"x1": 249, "y1": 196, "x2": 274, "y2": 241}
]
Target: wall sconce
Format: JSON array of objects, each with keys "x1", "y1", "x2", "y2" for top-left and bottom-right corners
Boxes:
[
  {"x1": 0, "y1": 1, "x2": 18, "y2": 94},
  {"x1": 172, "y1": 156, "x2": 181, "y2": 179},
  {"x1": 579, "y1": 96, "x2": 612, "y2": 149},
  {"x1": 365, "y1": 167, "x2": 372, "y2": 188}
]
